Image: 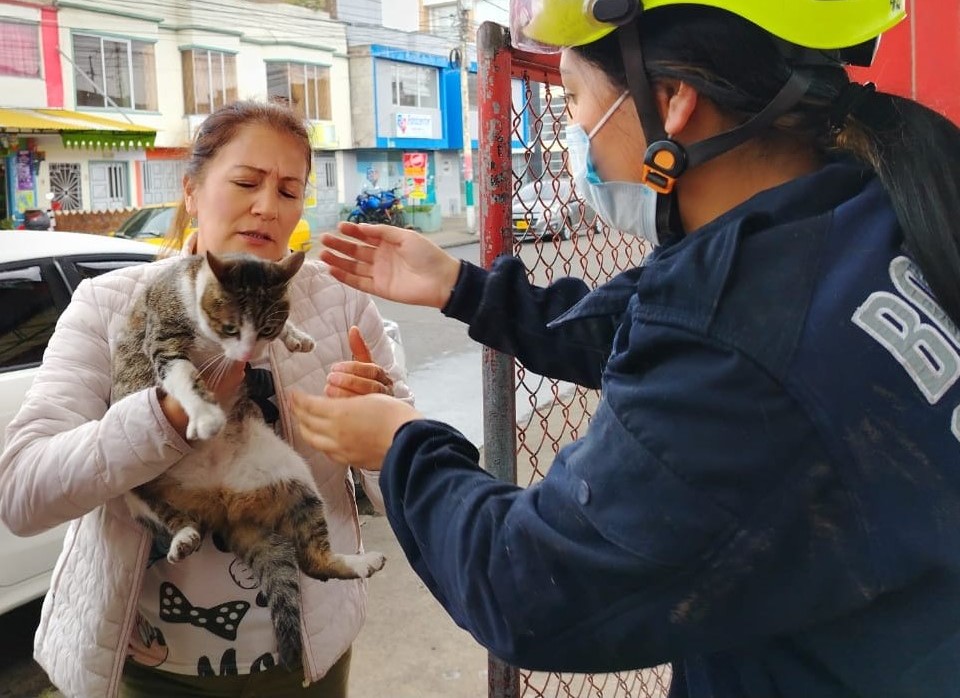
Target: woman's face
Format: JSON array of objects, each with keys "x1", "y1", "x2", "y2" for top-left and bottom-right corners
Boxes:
[
  {"x1": 560, "y1": 49, "x2": 647, "y2": 183},
  {"x1": 186, "y1": 123, "x2": 308, "y2": 261}
]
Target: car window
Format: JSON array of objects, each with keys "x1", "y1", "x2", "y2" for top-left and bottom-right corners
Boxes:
[
  {"x1": 74, "y1": 258, "x2": 152, "y2": 281},
  {"x1": 115, "y1": 208, "x2": 153, "y2": 235},
  {"x1": 0, "y1": 265, "x2": 59, "y2": 373},
  {"x1": 142, "y1": 207, "x2": 175, "y2": 235},
  {"x1": 117, "y1": 207, "x2": 175, "y2": 237}
]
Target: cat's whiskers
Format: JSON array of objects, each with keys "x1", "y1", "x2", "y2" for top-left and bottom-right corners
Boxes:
[
  {"x1": 198, "y1": 353, "x2": 233, "y2": 389},
  {"x1": 196, "y1": 353, "x2": 224, "y2": 374}
]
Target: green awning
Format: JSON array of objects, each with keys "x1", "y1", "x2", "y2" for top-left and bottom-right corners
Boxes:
[{"x1": 0, "y1": 108, "x2": 156, "y2": 149}]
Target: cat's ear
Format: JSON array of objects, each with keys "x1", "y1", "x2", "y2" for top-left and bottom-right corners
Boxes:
[
  {"x1": 277, "y1": 251, "x2": 305, "y2": 282},
  {"x1": 205, "y1": 250, "x2": 229, "y2": 283}
]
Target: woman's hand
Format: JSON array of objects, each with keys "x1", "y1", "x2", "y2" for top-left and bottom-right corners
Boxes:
[
  {"x1": 325, "y1": 326, "x2": 394, "y2": 398},
  {"x1": 290, "y1": 390, "x2": 421, "y2": 470},
  {"x1": 320, "y1": 222, "x2": 462, "y2": 309}
]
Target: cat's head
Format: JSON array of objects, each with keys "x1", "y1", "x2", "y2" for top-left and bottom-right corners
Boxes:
[{"x1": 195, "y1": 251, "x2": 305, "y2": 362}]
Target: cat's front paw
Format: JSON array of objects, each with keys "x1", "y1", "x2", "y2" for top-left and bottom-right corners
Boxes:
[
  {"x1": 281, "y1": 326, "x2": 316, "y2": 354},
  {"x1": 186, "y1": 403, "x2": 226, "y2": 440}
]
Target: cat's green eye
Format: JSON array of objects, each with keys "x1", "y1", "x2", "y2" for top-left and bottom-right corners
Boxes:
[{"x1": 222, "y1": 324, "x2": 240, "y2": 337}]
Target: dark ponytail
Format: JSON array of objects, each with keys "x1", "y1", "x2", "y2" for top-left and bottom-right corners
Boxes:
[
  {"x1": 841, "y1": 93, "x2": 960, "y2": 326},
  {"x1": 575, "y1": 5, "x2": 960, "y2": 326}
]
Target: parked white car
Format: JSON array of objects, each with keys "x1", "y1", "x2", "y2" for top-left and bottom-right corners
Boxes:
[
  {"x1": 511, "y1": 177, "x2": 600, "y2": 242},
  {"x1": 0, "y1": 231, "x2": 406, "y2": 617},
  {"x1": 0, "y1": 231, "x2": 157, "y2": 616}
]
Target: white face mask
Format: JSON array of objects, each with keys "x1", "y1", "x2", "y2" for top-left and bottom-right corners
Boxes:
[{"x1": 566, "y1": 91, "x2": 661, "y2": 245}]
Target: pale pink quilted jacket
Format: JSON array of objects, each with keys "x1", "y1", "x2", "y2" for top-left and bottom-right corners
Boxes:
[{"x1": 0, "y1": 254, "x2": 411, "y2": 697}]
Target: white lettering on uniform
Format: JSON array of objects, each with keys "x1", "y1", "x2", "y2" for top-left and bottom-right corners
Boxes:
[
  {"x1": 889, "y1": 257, "x2": 960, "y2": 350},
  {"x1": 853, "y1": 292, "x2": 959, "y2": 404},
  {"x1": 853, "y1": 256, "x2": 960, "y2": 446}
]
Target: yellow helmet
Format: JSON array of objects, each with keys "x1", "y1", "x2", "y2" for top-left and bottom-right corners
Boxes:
[{"x1": 512, "y1": 0, "x2": 906, "y2": 54}]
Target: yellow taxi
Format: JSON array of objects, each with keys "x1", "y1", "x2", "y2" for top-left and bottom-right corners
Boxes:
[{"x1": 112, "y1": 203, "x2": 312, "y2": 252}]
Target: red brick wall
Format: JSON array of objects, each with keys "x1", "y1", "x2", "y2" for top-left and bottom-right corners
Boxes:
[{"x1": 54, "y1": 208, "x2": 137, "y2": 235}]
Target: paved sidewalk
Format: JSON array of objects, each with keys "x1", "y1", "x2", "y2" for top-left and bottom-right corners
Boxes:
[
  {"x1": 349, "y1": 514, "x2": 489, "y2": 698},
  {"x1": 420, "y1": 227, "x2": 477, "y2": 250},
  {"x1": 318, "y1": 216, "x2": 478, "y2": 252},
  {"x1": 329, "y1": 214, "x2": 486, "y2": 697}
]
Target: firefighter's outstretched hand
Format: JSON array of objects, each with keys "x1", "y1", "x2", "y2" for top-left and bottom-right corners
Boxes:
[
  {"x1": 290, "y1": 389, "x2": 421, "y2": 470},
  {"x1": 320, "y1": 222, "x2": 462, "y2": 309}
]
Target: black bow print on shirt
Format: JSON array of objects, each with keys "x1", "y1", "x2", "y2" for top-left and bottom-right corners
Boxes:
[{"x1": 158, "y1": 582, "x2": 250, "y2": 641}]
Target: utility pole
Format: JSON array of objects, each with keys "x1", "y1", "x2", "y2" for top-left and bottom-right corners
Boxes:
[{"x1": 457, "y1": 0, "x2": 476, "y2": 232}]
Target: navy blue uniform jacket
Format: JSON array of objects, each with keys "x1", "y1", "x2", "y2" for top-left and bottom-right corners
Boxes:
[{"x1": 380, "y1": 162, "x2": 960, "y2": 697}]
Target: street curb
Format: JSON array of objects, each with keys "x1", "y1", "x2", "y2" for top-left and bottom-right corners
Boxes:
[{"x1": 426, "y1": 231, "x2": 477, "y2": 249}]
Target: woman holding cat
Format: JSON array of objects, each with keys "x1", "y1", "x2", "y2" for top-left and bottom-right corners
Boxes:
[
  {"x1": 293, "y1": 2, "x2": 960, "y2": 696},
  {"x1": 0, "y1": 100, "x2": 408, "y2": 697}
]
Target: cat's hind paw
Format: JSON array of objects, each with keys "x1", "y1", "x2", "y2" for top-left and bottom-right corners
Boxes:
[
  {"x1": 345, "y1": 551, "x2": 387, "y2": 578},
  {"x1": 300, "y1": 550, "x2": 386, "y2": 581},
  {"x1": 168, "y1": 526, "x2": 202, "y2": 563},
  {"x1": 186, "y1": 403, "x2": 226, "y2": 440}
]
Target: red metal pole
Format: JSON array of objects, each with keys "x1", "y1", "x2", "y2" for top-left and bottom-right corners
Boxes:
[
  {"x1": 477, "y1": 20, "x2": 521, "y2": 698},
  {"x1": 478, "y1": 21, "x2": 515, "y2": 268}
]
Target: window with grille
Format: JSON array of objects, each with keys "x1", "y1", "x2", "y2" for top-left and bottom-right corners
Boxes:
[
  {"x1": 89, "y1": 161, "x2": 128, "y2": 210},
  {"x1": 181, "y1": 49, "x2": 238, "y2": 115},
  {"x1": 72, "y1": 33, "x2": 157, "y2": 110},
  {"x1": 266, "y1": 62, "x2": 331, "y2": 121},
  {"x1": 426, "y1": 3, "x2": 458, "y2": 35},
  {"x1": 49, "y1": 163, "x2": 82, "y2": 211},
  {"x1": 142, "y1": 161, "x2": 186, "y2": 205},
  {"x1": 388, "y1": 62, "x2": 439, "y2": 110},
  {"x1": 316, "y1": 159, "x2": 337, "y2": 189},
  {"x1": 0, "y1": 20, "x2": 40, "y2": 78}
]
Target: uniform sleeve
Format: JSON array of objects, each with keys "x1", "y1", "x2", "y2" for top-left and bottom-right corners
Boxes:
[
  {"x1": 442, "y1": 258, "x2": 618, "y2": 389},
  {"x1": 0, "y1": 279, "x2": 192, "y2": 536},
  {"x1": 380, "y1": 321, "x2": 874, "y2": 672}
]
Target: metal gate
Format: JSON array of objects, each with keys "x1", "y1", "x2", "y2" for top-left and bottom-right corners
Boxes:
[{"x1": 477, "y1": 21, "x2": 672, "y2": 698}]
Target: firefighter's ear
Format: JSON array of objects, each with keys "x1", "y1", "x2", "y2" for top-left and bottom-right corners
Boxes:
[{"x1": 656, "y1": 81, "x2": 699, "y2": 139}]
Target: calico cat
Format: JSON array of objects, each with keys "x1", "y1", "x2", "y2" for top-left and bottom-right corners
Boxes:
[{"x1": 112, "y1": 250, "x2": 386, "y2": 669}]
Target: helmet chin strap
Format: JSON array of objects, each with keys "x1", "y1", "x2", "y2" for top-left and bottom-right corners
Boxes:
[{"x1": 615, "y1": 20, "x2": 812, "y2": 240}]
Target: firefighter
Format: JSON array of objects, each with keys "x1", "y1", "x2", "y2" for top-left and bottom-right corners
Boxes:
[{"x1": 294, "y1": 2, "x2": 960, "y2": 695}]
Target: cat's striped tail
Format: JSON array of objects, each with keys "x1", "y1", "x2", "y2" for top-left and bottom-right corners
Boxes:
[{"x1": 226, "y1": 528, "x2": 303, "y2": 670}]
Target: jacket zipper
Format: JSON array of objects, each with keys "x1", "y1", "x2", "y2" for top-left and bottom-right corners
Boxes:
[{"x1": 106, "y1": 530, "x2": 151, "y2": 697}]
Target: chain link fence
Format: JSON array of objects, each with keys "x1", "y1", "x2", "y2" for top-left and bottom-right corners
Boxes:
[{"x1": 477, "y1": 20, "x2": 671, "y2": 698}]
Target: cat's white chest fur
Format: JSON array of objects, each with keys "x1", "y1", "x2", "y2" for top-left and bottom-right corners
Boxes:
[{"x1": 170, "y1": 419, "x2": 315, "y2": 493}]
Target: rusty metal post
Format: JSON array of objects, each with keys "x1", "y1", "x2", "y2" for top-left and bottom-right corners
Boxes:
[{"x1": 477, "y1": 19, "x2": 521, "y2": 698}]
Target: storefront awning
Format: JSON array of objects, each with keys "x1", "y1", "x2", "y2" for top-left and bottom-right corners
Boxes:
[{"x1": 0, "y1": 108, "x2": 156, "y2": 149}]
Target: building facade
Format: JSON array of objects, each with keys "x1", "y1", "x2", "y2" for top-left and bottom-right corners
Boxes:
[
  {"x1": 0, "y1": 0, "x2": 352, "y2": 232},
  {"x1": 0, "y1": 0, "x2": 527, "y2": 233}
]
